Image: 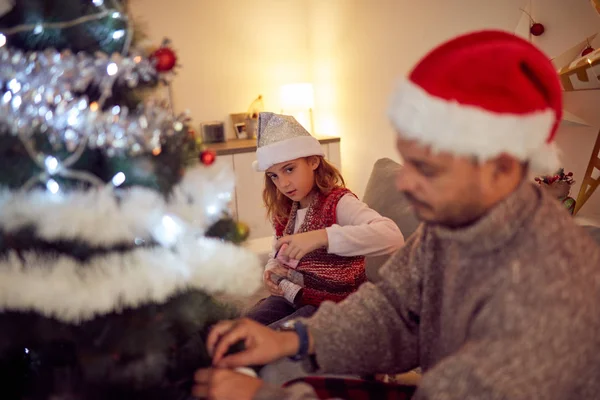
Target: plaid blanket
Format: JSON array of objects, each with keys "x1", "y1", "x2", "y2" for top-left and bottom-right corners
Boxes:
[{"x1": 284, "y1": 377, "x2": 416, "y2": 400}]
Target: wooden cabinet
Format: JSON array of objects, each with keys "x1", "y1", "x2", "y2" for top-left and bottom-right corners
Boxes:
[
  {"x1": 210, "y1": 137, "x2": 341, "y2": 241},
  {"x1": 231, "y1": 151, "x2": 271, "y2": 238}
]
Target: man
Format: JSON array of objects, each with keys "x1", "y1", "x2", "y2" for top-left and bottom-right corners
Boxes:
[{"x1": 192, "y1": 30, "x2": 600, "y2": 400}]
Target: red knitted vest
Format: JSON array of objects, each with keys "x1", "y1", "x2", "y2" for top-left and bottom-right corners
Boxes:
[{"x1": 274, "y1": 187, "x2": 366, "y2": 307}]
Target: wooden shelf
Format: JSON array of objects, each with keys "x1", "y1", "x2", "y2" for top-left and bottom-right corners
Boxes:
[{"x1": 207, "y1": 135, "x2": 340, "y2": 156}]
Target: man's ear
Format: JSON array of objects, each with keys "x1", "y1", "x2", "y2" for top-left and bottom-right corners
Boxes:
[{"x1": 492, "y1": 153, "x2": 520, "y2": 177}]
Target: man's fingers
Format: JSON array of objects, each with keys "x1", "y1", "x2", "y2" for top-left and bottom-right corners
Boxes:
[
  {"x1": 191, "y1": 384, "x2": 207, "y2": 398},
  {"x1": 206, "y1": 320, "x2": 235, "y2": 356},
  {"x1": 216, "y1": 347, "x2": 262, "y2": 369},
  {"x1": 212, "y1": 323, "x2": 249, "y2": 365},
  {"x1": 194, "y1": 368, "x2": 212, "y2": 384},
  {"x1": 191, "y1": 368, "x2": 212, "y2": 398}
]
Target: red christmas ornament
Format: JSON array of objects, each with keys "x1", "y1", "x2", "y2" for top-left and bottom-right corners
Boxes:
[
  {"x1": 150, "y1": 47, "x2": 177, "y2": 72},
  {"x1": 530, "y1": 22, "x2": 545, "y2": 36},
  {"x1": 200, "y1": 149, "x2": 217, "y2": 166},
  {"x1": 582, "y1": 46, "x2": 594, "y2": 57}
]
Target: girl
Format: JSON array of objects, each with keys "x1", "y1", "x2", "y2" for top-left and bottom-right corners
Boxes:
[{"x1": 245, "y1": 112, "x2": 404, "y2": 327}]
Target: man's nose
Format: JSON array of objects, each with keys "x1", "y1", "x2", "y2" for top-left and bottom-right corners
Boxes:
[{"x1": 395, "y1": 168, "x2": 415, "y2": 193}]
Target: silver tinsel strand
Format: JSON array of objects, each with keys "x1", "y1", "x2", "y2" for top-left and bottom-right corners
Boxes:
[{"x1": 0, "y1": 46, "x2": 188, "y2": 157}]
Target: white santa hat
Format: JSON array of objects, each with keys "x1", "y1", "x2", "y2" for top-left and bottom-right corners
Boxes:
[
  {"x1": 252, "y1": 112, "x2": 325, "y2": 171},
  {"x1": 387, "y1": 30, "x2": 563, "y2": 173}
]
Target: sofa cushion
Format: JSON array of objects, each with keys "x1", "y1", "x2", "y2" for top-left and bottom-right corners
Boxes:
[{"x1": 362, "y1": 158, "x2": 420, "y2": 282}]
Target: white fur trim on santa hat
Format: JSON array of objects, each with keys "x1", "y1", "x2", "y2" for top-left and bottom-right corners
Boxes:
[
  {"x1": 253, "y1": 135, "x2": 325, "y2": 171},
  {"x1": 388, "y1": 79, "x2": 560, "y2": 173}
]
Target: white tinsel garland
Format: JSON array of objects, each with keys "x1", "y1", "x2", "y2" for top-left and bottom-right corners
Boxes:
[
  {"x1": 0, "y1": 236, "x2": 262, "y2": 323},
  {"x1": 0, "y1": 161, "x2": 263, "y2": 322}
]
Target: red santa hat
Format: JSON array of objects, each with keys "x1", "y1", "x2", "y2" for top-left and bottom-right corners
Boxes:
[{"x1": 388, "y1": 30, "x2": 563, "y2": 173}]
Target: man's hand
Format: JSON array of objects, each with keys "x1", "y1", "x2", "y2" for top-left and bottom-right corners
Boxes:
[
  {"x1": 263, "y1": 264, "x2": 290, "y2": 296},
  {"x1": 275, "y1": 229, "x2": 328, "y2": 260},
  {"x1": 207, "y1": 318, "x2": 299, "y2": 368},
  {"x1": 192, "y1": 368, "x2": 263, "y2": 400}
]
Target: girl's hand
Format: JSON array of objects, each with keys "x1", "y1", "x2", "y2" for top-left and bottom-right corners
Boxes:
[
  {"x1": 275, "y1": 229, "x2": 328, "y2": 260},
  {"x1": 263, "y1": 264, "x2": 289, "y2": 296}
]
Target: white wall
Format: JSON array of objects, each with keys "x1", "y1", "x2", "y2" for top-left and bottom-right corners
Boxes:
[
  {"x1": 131, "y1": 0, "x2": 311, "y2": 140},
  {"x1": 307, "y1": 0, "x2": 600, "y2": 219},
  {"x1": 307, "y1": 0, "x2": 526, "y2": 196},
  {"x1": 132, "y1": 0, "x2": 600, "y2": 217}
]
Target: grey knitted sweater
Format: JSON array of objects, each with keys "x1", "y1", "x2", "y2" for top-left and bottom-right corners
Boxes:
[{"x1": 255, "y1": 182, "x2": 600, "y2": 400}]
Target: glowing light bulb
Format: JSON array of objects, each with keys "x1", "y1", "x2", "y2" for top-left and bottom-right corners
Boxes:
[
  {"x1": 46, "y1": 179, "x2": 60, "y2": 194},
  {"x1": 44, "y1": 156, "x2": 60, "y2": 174},
  {"x1": 111, "y1": 172, "x2": 126, "y2": 186},
  {"x1": 11, "y1": 95, "x2": 21, "y2": 109},
  {"x1": 152, "y1": 214, "x2": 186, "y2": 247},
  {"x1": 112, "y1": 30, "x2": 125, "y2": 40},
  {"x1": 206, "y1": 205, "x2": 218, "y2": 216},
  {"x1": 8, "y1": 79, "x2": 21, "y2": 93},
  {"x1": 107, "y1": 62, "x2": 118, "y2": 76}
]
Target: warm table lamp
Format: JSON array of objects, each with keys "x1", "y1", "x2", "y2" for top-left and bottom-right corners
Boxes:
[{"x1": 280, "y1": 83, "x2": 315, "y2": 134}]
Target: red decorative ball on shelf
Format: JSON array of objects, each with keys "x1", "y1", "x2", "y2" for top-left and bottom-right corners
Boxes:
[
  {"x1": 200, "y1": 149, "x2": 217, "y2": 166},
  {"x1": 150, "y1": 47, "x2": 178, "y2": 72},
  {"x1": 582, "y1": 46, "x2": 595, "y2": 57},
  {"x1": 530, "y1": 23, "x2": 545, "y2": 36}
]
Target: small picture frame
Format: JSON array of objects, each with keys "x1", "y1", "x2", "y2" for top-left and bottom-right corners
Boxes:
[{"x1": 230, "y1": 113, "x2": 248, "y2": 139}]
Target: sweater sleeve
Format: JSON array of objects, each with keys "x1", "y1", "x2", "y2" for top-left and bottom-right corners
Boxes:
[
  {"x1": 306, "y1": 226, "x2": 425, "y2": 375},
  {"x1": 325, "y1": 194, "x2": 404, "y2": 257}
]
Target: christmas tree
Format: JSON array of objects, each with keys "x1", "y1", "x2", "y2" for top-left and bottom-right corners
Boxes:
[{"x1": 0, "y1": 1, "x2": 262, "y2": 398}]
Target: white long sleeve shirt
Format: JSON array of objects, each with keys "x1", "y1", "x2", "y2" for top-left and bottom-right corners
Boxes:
[{"x1": 265, "y1": 193, "x2": 404, "y2": 272}]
